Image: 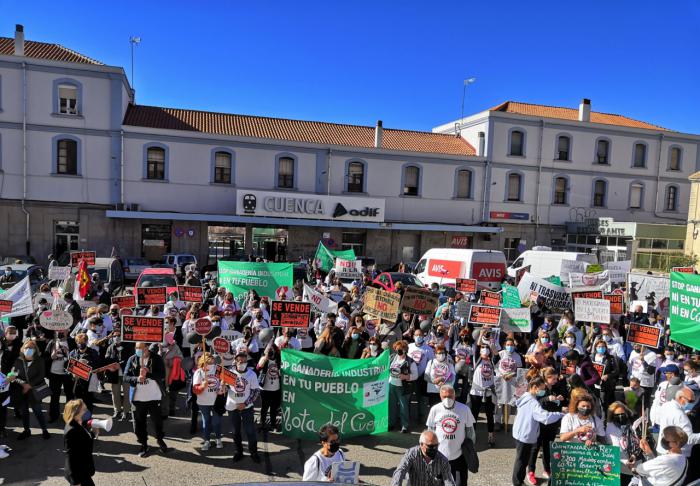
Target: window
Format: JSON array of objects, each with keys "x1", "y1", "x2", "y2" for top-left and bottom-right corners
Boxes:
[
  {"x1": 596, "y1": 139, "x2": 610, "y2": 164},
  {"x1": 665, "y1": 185, "x2": 679, "y2": 211},
  {"x1": 553, "y1": 177, "x2": 568, "y2": 205},
  {"x1": 556, "y1": 136, "x2": 571, "y2": 161},
  {"x1": 629, "y1": 183, "x2": 643, "y2": 209},
  {"x1": 456, "y1": 169, "x2": 472, "y2": 198},
  {"x1": 58, "y1": 85, "x2": 78, "y2": 115},
  {"x1": 507, "y1": 173, "x2": 522, "y2": 201},
  {"x1": 342, "y1": 231, "x2": 365, "y2": 256},
  {"x1": 669, "y1": 147, "x2": 681, "y2": 171},
  {"x1": 277, "y1": 156, "x2": 294, "y2": 189},
  {"x1": 504, "y1": 238, "x2": 521, "y2": 262},
  {"x1": 403, "y1": 165, "x2": 420, "y2": 196},
  {"x1": 56, "y1": 139, "x2": 78, "y2": 175},
  {"x1": 509, "y1": 130, "x2": 524, "y2": 156},
  {"x1": 214, "y1": 151, "x2": 232, "y2": 184},
  {"x1": 633, "y1": 143, "x2": 646, "y2": 168},
  {"x1": 592, "y1": 179, "x2": 607, "y2": 207},
  {"x1": 147, "y1": 147, "x2": 165, "y2": 180},
  {"x1": 347, "y1": 161, "x2": 364, "y2": 192}
]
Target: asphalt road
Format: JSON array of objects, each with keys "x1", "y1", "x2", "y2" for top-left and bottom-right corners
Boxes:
[{"x1": 0, "y1": 393, "x2": 529, "y2": 486}]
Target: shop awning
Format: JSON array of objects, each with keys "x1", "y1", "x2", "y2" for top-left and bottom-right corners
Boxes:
[{"x1": 105, "y1": 210, "x2": 502, "y2": 233}]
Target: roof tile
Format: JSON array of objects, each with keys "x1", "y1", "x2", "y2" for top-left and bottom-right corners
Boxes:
[{"x1": 0, "y1": 37, "x2": 102, "y2": 65}]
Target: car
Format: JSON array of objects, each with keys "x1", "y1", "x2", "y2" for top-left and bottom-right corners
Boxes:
[
  {"x1": 371, "y1": 272, "x2": 424, "y2": 292},
  {"x1": 122, "y1": 257, "x2": 150, "y2": 281},
  {"x1": 135, "y1": 267, "x2": 179, "y2": 297},
  {"x1": 0, "y1": 264, "x2": 48, "y2": 292},
  {"x1": 162, "y1": 253, "x2": 198, "y2": 277},
  {"x1": 382, "y1": 261, "x2": 417, "y2": 273},
  {"x1": 68, "y1": 257, "x2": 125, "y2": 295},
  {"x1": 0, "y1": 255, "x2": 37, "y2": 265}
]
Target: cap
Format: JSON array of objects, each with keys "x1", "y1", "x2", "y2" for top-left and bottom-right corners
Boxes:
[{"x1": 663, "y1": 364, "x2": 680, "y2": 375}]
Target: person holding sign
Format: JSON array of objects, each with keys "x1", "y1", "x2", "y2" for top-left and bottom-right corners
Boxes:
[
  {"x1": 470, "y1": 342, "x2": 497, "y2": 447},
  {"x1": 628, "y1": 344, "x2": 658, "y2": 407},
  {"x1": 8, "y1": 340, "x2": 50, "y2": 440},
  {"x1": 302, "y1": 423, "x2": 347, "y2": 481},
  {"x1": 68, "y1": 333, "x2": 99, "y2": 412},
  {"x1": 390, "y1": 340, "x2": 419, "y2": 433},
  {"x1": 559, "y1": 393, "x2": 606, "y2": 446},
  {"x1": 591, "y1": 338, "x2": 620, "y2": 413},
  {"x1": 225, "y1": 351, "x2": 261, "y2": 463},
  {"x1": 257, "y1": 343, "x2": 282, "y2": 431},
  {"x1": 192, "y1": 353, "x2": 224, "y2": 450},
  {"x1": 46, "y1": 331, "x2": 74, "y2": 423},
  {"x1": 634, "y1": 426, "x2": 688, "y2": 486}
]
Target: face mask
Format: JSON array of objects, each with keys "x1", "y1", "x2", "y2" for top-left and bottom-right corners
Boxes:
[
  {"x1": 261, "y1": 304, "x2": 267, "y2": 310},
  {"x1": 436, "y1": 332, "x2": 444, "y2": 338},
  {"x1": 505, "y1": 345, "x2": 514, "y2": 353},
  {"x1": 441, "y1": 397, "x2": 455, "y2": 408},
  {"x1": 603, "y1": 335, "x2": 612, "y2": 343},
  {"x1": 634, "y1": 347, "x2": 642, "y2": 354},
  {"x1": 415, "y1": 336, "x2": 424, "y2": 345},
  {"x1": 6, "y1": 334, "x2": 16, "y2": 342},
  {"x1": 542, "y1": 324, "x2": 550, "y2": 331},
  {"x1": 4, "y1": 270, "x2": 10, "y2": 276},
  {"x1": 24, "y1": 348, "x2": 35, "y2": 358},
  {"x1": 397, "y1": 349, "x2": 405, "y2": 356},
  {"x1": 666, "y1": 354, "x2": 675, "y2": 360},
  {"x1": 541, "y1": 337, "x2": 549, "y2": 344},
  {"x1": 135, "y1": 349, "x2": 143, "y2": 358},
  {"x1": 481, "y1": 348, "x2": 490, "y2": 357},
  {"x1": 351, "y1": 334, "x2": 360, "y2": 341},
  {"x1": 577, "y1": 407, "x2": 592, "y2": 417},
  {"x1": 424, "y1": 444, "x2": 438, "y2": 459},
  {"x1": 661, "y1": 438, "x2": 671, "y2": 450},
  {"x1": 613, "y1": 413, "x2": 627, "y2": 425},
  {"x1": 685, "y1": 369, "x2": 693, "y2": 377},
  {"x1": 78, "y1": 343, "x2": 87, "y2": 350},
  {"x1": 436, "y1": 353, "x2": 446, "y2": 362},
  {"x1": 328, "y1": 441, "x2": 340, "y2": 453},
  {"x1": 566, "y1": 337, "x2": 575, "y2": 345},
  {"x1": 237, "y1": 363, "x2": 247, "y2": 372},
  {"x1": 684, "y1": 401, "x2": 694, "y2": 411},
  {"x1": 536, "y1": 389, "x2": 546, "y2": 397},
  {"x1": 370, "y1": 344, "x2": 378, "y2": 352},
  {"x1": 596, "y1": 347, "x2": 606, "y2": 354}
]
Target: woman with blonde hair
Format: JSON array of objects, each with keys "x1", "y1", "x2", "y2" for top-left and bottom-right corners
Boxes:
[
  {"x1": 8, "y1": 339, "x2": 50, "y2": 440},
  {"x1": 192, "y1": 352, "x2": 224, "y2": 450},
  {"x1": 63, "y1": 399, "x2": 96, "y2": 485}
]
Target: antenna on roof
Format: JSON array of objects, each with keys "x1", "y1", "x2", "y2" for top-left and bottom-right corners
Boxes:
[
  {"x1": 458, "y1": 77, "x2": 476, "y2": 133},
  {"x1": 129, "y1": 36, "x2": 141, "y2": 92}
]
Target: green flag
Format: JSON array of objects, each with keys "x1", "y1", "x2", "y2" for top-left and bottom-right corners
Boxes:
[
  {"x1": 670, "y1": 272, "x2": 700, "y2": 350},
  {"x1": 313, "y1": 241, "x2": 356, "y2": 273},
  {"x1": 217, "y1": 261, "x2": 293, "y2": 303},
  {"x1": 281, "y1": 348, "x2": 389, "y2": 440}
]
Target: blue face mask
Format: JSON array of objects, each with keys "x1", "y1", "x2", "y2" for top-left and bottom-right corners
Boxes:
[
  {"x1": 135, "y1": 349, "x2": 143, "y2": 358},
  {"x1": 542, "y1": 324, "x2": 551, "y2": 331},
  {"x1": 505, "y1": 345, "x2": 514, "y2": 353},
  {"x1": 24, "y1": 348, "x2": 34, "y2": 358},
  {"x1": 596, "y1": 347, "x2": 607, "y2": 354},
  {"x1": 415, "y1": 336, "x2": 424, "y2": 345},
  {"x1": 351, "y1": 334, "x2": 360, "y2": 341},
  {"x1": 541, "y1": 337, "x2": 549, "y2": 344},
  {"x1": 536, "y1": 389, "x2": 546, "y2": 397},
  {"x1": 685, "y1": 402, "x2": 694, "y2": 411}
]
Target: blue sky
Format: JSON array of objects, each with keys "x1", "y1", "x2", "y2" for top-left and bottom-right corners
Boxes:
[{"x1": 5, "y1": 0, "x2": 700, "y2": 133}]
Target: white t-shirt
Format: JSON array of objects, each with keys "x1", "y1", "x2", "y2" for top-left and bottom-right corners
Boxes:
[
  {"x1": 275, "y1": 336, "x2": 301, "y2": 350},
  {"x1": 560, "y1": 413, "x2": 605, "y2": 442},
  {"x1": 133, "y1": 377, "x2": 162, "y2": 402},
  {"x1": 302, "y1": 450, "x2": 346, "y2": 481},
  {"x1": 629, "y1": 350, "x2": 658, "y2": 388},
  {"x1": 426, "y1": 402, "x2": 476, "y2": 460},
  {"x1": 261, "y1": 361, "x2": 281, "y2": 392},
  {"x1": 193, "y1": 366, "x2": 221, "y2": 406},
  {"x1": 225, "y1": 368, "x2": 259, "y2": 410}
]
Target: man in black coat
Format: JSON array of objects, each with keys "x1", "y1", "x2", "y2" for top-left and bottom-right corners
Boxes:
[{"x1": 64, "y1": 293, "x2": 83, "y2": 328}]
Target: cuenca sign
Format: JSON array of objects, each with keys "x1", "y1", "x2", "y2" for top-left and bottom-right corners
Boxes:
[{"x1": 236, "y1": 190, "x2": 385, "y2": 222}]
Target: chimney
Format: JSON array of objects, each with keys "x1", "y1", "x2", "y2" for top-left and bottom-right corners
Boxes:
[
  {"x1": 578, "y1": 98, "x2": 591, "y2": 122},
  {"x1": 374, "y1": 120, "x2": 383, "y2": 148},
  {"x1": 14, "y1": 24, "x2": 24, "y2": 56},
  {"x1": 477, "y1": 131, "x2": 485, "y2": 156}
]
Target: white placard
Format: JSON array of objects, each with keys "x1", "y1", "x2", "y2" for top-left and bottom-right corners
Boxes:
[
  {"x1": 574, "y1": 298, "x2": 611, "y2": 324},
  {"x1": 302, "y1": 283, "x2": 338, "y2": 314},
  {"x1": 603, "y1": 260, "x2": 631, "y2": 283},
  {"x1": 334, "y1": 258, "x2": 363, "y2": 280},
  {"x1": 560, "y1": 259, "x2": 589, "y2": 284},
  {"x1": 501, "y1": 307, "x2": 532, "y2": 333},
  {"x1": 48, "y1": 266, "x2": 71, "y2": 281},
  {"x1": 627, "y1": 273, "x2": 670, "y2": 304},
  {"x1": 39, "y1": 309, "x2": 73, "y2": 331},
  {"x1": 517, "y1": 272, "x2": 572, "y2": 312},
  {"x1": 569, "y1": 271, "x2": 612, "y2": 291}
]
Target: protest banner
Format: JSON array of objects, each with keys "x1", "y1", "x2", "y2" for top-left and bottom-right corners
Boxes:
[
  {"x1": 455, "y1": 278, "x2": 477, "y2": 294},
  {"x1": 569, "y1": 289, "x2": 604, "y2": 301},
  {"x1": 270, "y1": 301, "x2": 312, "y2": 328},
  {"x1": 70, "y1": 251, "x2": 96, "y2": 267},
  {"x1": 603, "y1": 260, "x2": 631, "y2": 283},
  {"x1": 560, "y1": 260, "x2": 588, "y2": 285},
  {"x1": 195, "y1": 318, "x2": 213, "y2": 336},
  {"x1": 501, "y1": 307, "x2": 532, "y2": 333},
  {"x1": 515, "y1": 265, "x2": 530, "y2": 286},
  {"x1": 0, "y1": 277, "x2": 32, "y2": 319},
  {"x1": 592, "y1": 363, "x2": 606, "y2": 379},
  {"x1": 331, "y1": 461, "x2": 361, "y2": 484},
  {"x1": 302, "y1": 283, "x2": 338, "y2": 314},
  {"x1": 121, "y1": 316, "x2": 165, "y2": 343},
  {"x1": 672, "y1": 266, "x2": 694, "y2": 273},
  {"x1": 501, "y1": 283, "x2": 521, "y2": 308},
  {"x1": 177, "y1": 285, "x2": 203, "y2": 303},
  {"x1": 454, "y1": 300, "x2": 469, "y2": 318},
  {"x1": 574, "y1": 298, "x2": 610, "y2": 324},
  {"x1": 67, "y1": 358, "x2": 92, "y2": 381},
  {"x1": 467, "y1": 304, "x2": 502, "y2": 326},
  {"x1": 314, "y1": 242, "x2": 356, "y2": 273},
  {"x1": 111, "y1": 295, "x2": 136, "y2": 308},
  {"x1": 517, "y1": 273, "x2": 571, "y2": 312},
  {"x1": 627, "y1": 273, "x2": 670, "y2": 306},
  {"x1": 550, "y1": 442, "x2": 620, "y2": 485},
  {"x1": 136, "y1": 286, "x2": 167, "y2": 306},
  {"x1": 281, "y1": 349, "x2": 389, "y2": 440},
  {"x1": 0, "y1": 300, "x2": 12, "y2": 313},
  {"x1": 670, "y1": 272, "x2": 700, "y2": 350},
  {"x1": 363, "y1": 287, "x2": 401, "y2": 322},
  {"x1": 479, "y1": 290, "x2": 501, "y2": 307},
  {"x1": 212, "y1": 337, "x2": 230, "y2": 355},
  {"x1": 627, "y1": 322, "x2": 662, "y2": 348},
  {"x1": 217, "y1": 365, "x2": 237, "y2": 386},
  {"x1": 569, "y1": 271, "x2": 611, "y2": 291},
  {"x1": 334, "y1": 258, "x2": 363, "y2": 280},
  {"x1": 218, "y1": 261, "x2": 293, "y2": 303},
  {"x1": 603, "y1": 293, "x2": 623, "y2": 315},
  {"x1": 39, "y1": 309, "x2": 72, "y2": 331},
  {"x1": 48, "y1": 266, "x2": 70, "y2": 281},
  {"x1": 399, "y1": 287, "x2": 439, "y2": 315}
]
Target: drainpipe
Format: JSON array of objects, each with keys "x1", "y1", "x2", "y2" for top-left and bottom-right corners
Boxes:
[
  {"x1": 534, "y1": 119, "x2": 545, "y2": 244},
  {"x1": 120, "y1": 129, "x2": 125, "y2": 205},
  {"x1": 21, "y1": 61, "x2": 30, "y2": 255},
  {"x1": 326, "y1": 148, "x2": 332, "y2": 195},
  {"x1": 481, "y1": 159, "x2": 489, "y2": 223},
  {"x1": 653, "y1": 132, "x2": 686, "y2": 222}
]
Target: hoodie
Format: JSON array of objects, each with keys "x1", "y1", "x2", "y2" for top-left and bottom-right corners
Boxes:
[{"x1": 512, "y1": 392, "x2": 564, "y2": 444}]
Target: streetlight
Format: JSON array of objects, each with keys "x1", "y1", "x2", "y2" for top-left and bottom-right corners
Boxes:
[
  {"x1": 129, "y1": 36, "x2": 141, "y2": 88},
  {"x1": 595, "y1": 235, "x2": 601, "y2": 262},
  {"x1": 456, "y1": 77, "x2": 477, "y2": 133}
]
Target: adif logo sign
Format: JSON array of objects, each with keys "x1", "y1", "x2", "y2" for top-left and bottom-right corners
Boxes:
[{"x1": 333, "y1": 203, "x2": 380, "y2": 219}]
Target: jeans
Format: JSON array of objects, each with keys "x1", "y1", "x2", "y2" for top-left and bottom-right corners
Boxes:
[
  {"x1": 132, "y1": 400, "x2": 164, "y2": 446},
  {"x1": 110, "y1": 378, "x2": 131, "y2": 414},
  {"x1": 229, "y1": 406, "x2": 257, "y2": 454},
  {"x1": 389, "y1": 384, "x2": 410, "y2": 429},
  {"x1": 49, "y1": 372, "x2": 74, "y2": 421},
  {"x1": 512, "y1": 440, "x2": 534, "y2": 486},
  {"x1": 199, "y1": 404, "x2": 222, "y2": 440}
]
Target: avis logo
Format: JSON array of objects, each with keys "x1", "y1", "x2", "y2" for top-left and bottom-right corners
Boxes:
[{"x1": 431, "y1": 264, "x2": 449, "y2": 274}]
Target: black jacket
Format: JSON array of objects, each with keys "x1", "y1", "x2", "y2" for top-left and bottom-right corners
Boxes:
[
  {"x1": 64, "y1": 420, "x2": 95, "y2": 485},
  {"x1": 0, "y1": 338, "x2": 21, "y2": 374},
  {"x1": 124, "y1": 352, "x2": 166, "y2": 398},
  {"x1": 65, "y1": 301, "x2": 82, "y2": 326}
]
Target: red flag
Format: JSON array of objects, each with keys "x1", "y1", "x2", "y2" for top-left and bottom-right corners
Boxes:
[{"x1": 77, "y1": 259, "x2": 91, "y2": 299}]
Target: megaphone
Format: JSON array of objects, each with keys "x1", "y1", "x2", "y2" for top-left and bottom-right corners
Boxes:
[{"x1": 88, "y1": 417, "x2": 113, "y2": 432}]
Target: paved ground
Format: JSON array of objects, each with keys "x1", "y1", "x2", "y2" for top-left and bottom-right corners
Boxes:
[{"x1": 0, "y1": 393, "x2": 532, "y2": 486}]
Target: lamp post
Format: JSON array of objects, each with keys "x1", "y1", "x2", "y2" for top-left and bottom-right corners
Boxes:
[{"x1": 595, "y1": 235, "x2": 601, "y2": 263}]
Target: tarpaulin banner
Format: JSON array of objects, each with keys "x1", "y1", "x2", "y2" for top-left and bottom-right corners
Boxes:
[
  {"x1": 314, "y1": 242, "x2": 356, "y2": 273},
  {"x1": 281, "y1": 349, "x2": 389, "y2": 440},
  {"x1": 218, "y1": 261, "x2": 293, "y2": 303},
  {"x1": 0, "y1": 277, "x2": 33, "y2": 318},
  {"x1": 670, "y1": 272, "x2": 700, "y2": 350},
  {"x1": 517, "y1": 272, "x2": 572, "y2": 312}
]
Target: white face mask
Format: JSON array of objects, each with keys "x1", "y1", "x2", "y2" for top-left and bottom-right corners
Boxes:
[
  {"x1": 236, "y1": 363, "x2": 247, "y2": 372},
  {"x1": 436, "y1": 354, "x2": 446, "y2": 362},
  {"x1": 566, "y1": 337, "x2": 575, "y2": 345},
  {"x1": 441, "y1": 397, "x2": 455, "y2": 409},
  {"x1": 369, "y1": 344, "x2": 378, "y2": 352}
]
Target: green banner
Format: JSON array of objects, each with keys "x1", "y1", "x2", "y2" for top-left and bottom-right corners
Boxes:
[
  {"x1": 551, "y1": 442, "x2": 620, "y2": 485},
  {"x1": 501, "y1": 283, "x2": 521, "y2": 308},
  {"x1": 670, "y1": 272, "x2": 700, "y2": 350},
  {"x1": 217, "y1": 261, "x2": 293, "y2": 303},
  {"x1": 314, "y1": 242, "x2": 356, "y2": 273},
  {"x1": 281, "y1": 349, "x2": 389, "y2": 440},
  {"x1": 545, "y1": 275, "x2": 562, "y2": 286}
]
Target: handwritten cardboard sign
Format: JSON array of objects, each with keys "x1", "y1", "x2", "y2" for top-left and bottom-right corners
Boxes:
[
  {"x1": 67, "y1": 358, "x2": 92, "y2": 381},
  {"x1": 136, "y1": 286, "x2": 167, "y2": 306},
  {"x1": 270, "y1": 301, "x2": 312, "y2": 328},
  {"x1": 627, "y1": 322, "x2": 662, "y2": 348},
  {"x1": 48, "y1": 266, "x2": 71, "y2": 281},
  {"x1": 574, "y1": 298, "x2": 610, "y2": 324},
  {"x1": 39, "y1": 309, "x2": 73, "y2": 331},
  {"x1": 121, "y1": 316, "x2": 165, "y2": 343},
  {"x1": 399, "y1": 287, "x2": 439, "y2": 315},
  {"x1": 467, "y1": 304, "x2": 502, "y2": 326},
  {"x1": 363, "y1": 287, "x2": 401, "y2": 322},
  {"x1": 550, "y1": 442, "x2": 620, "y2": 485},
  {"x1": 177, "y1": 285, "x2": 203, "y2": 303}
]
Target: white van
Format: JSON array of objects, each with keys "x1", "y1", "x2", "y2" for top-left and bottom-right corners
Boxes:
[
  {"x1": 414, "y1": 249, "x2": 507, "y2": 291},
  {"x1": 506, "y1": 250, "x2": 597, "y2": 279}
]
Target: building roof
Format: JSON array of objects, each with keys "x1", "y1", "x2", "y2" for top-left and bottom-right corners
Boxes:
[
  {"x1": 489, "y1": 100, "x2": 669, "y2": 131},
  {"x1": 123, "y1": 104, "x2": 476, "y2": 156},
  {"x1": 0, "y1": 37, "x2": 103, "y2": 65}
]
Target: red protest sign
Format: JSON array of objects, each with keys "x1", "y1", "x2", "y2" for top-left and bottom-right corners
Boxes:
[
  {"x1": 455, "y1": 278, "x2": 477, "y2": 294},
  {"x1": 672, "y1": 266, "x2": 694, "y2": 273},
  {"x1": 467, "y1": 304, "x2": 502, "y2": 326},
  {"x1": 270, "y1": 301, "x2": 312, "y2": 328},
  {"x1": 70, "y1": 251, "x2": 96, "y2": 267},
  {"x1": 592, "y1": 362, "x2": 606, "y2": 379},
  {"x1": 571, "y1": 290, "x2": 603, "y2": 301},
  {"x1": 121, "y1": 316, "x2": 165, "y2": 343},
  {"x1": 195, "y1": 318, "x2": 212, "y2": 336},
  {"x1": 136, "y1": 286, "x2": 167, "y2": 306},
  {"x1": 480, "y1": 290, "x2": 501, "y2": 307},
  {"x1": 515, "y1": 265, "x2": 531, "y2": 286},
  {"x1": 0, "y1": 300, "x2": 13, "y2": 313},
  {"x1": 604, "y1": 293, "x2": 623, "y2": 315},
  {"x1": 178, "y1": 285, "x2": 203, "y2": 303},
  {"x1": 67, "y1": 358, "x2": 92, "y2": 381},
  {"x1": 120, "y1": 308, "x2": 133, "y2": 316},
  {"x1": 217, "y1": 365, "x2": 237, "y2": 386},
  {"x1": 111, "y1": 295, "x2": 136, "y2": 308},
  {"x1": 627, "y1": 322, "x2": 662, "y2": 348},
  {"x1": 213, "y1": 337, "x2": 230, "y2": 355}
]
